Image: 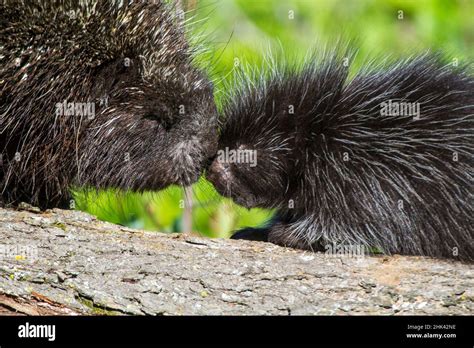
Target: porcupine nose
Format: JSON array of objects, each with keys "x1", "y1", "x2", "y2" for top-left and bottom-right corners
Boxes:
[
  {"x1": 205, "y1": 154, "x2": 216, "y2": 169},
  {"x1": 207, "y1": 157, "x2": 231, "y2": 188},
  {"x1": 207, "y1": 158, "x2": 221, "y2": 182}
]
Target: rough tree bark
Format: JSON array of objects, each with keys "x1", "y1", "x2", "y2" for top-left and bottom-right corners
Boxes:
[{"x1": 0, "y1": 206, "x2": 472, "y2": 315}]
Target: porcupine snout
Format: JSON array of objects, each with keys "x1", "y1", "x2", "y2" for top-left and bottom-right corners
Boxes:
[{"x1": 207, "y1": 157, "x2": 232, "y2": 192}]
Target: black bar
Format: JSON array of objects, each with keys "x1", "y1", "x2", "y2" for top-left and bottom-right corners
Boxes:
[{"x1": 0, "y1": 315, "x2": 472, "y2": 346}]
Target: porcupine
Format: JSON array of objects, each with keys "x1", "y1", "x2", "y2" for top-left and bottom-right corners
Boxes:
[
  {"x1": 207, "y1": 49, "x2": 474, "y2": 262},
  {"x1": 0, "y1": 0, "x2": 218, "y2": 209}
]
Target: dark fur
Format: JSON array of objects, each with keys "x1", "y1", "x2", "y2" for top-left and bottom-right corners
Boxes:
[
  {"x1": 0, "y1": 0, "x2": 218, "y2": 209},
  {"x1": 207, "y1": 49, "x2": 474, "y2": 261}
]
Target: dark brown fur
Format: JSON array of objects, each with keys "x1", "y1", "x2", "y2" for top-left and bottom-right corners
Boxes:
[
  {"x1": 208, "y1": 50, "x2": 474, "y2": 261},
  {"x1": 0, "y1": 0, "x2": 218, "y2": 209}
]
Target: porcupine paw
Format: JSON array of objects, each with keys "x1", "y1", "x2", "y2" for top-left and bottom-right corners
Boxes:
[
  {"x1": 266, "y1": 223, "x2": 327, "y2": 252},
  {"x1": 230, "y1": 227, "x2": 270, "y2": 242}
]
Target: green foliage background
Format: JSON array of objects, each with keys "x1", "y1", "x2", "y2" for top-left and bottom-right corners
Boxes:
[{"x1": 74, "y1": 0, "x2": 473, "y2": 238}]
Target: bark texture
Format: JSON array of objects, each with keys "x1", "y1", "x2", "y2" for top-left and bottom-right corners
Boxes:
[{"x1": 0, "y1": 206, "x2": 472, "y2": 315}]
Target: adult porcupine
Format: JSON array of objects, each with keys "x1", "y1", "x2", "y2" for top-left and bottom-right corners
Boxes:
[
  {"x1": 207, "y1": 50, "x2": 474, "y2": 262},
  {"x1": 0, "y1": 0, "x2": 218, "y2": 209}
]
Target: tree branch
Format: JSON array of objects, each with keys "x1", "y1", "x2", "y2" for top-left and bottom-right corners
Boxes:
[{"x1": 0, "y1": 206, "x2": 472, "y2": 315}]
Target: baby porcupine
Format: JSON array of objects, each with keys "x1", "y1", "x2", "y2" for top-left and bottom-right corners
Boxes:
[
  {"x1": 207, "y1": 50, "x2": 474, "y2": 262},
  {"x1": 0, "y1": 0, "x2": 218, "y2": 209}
]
